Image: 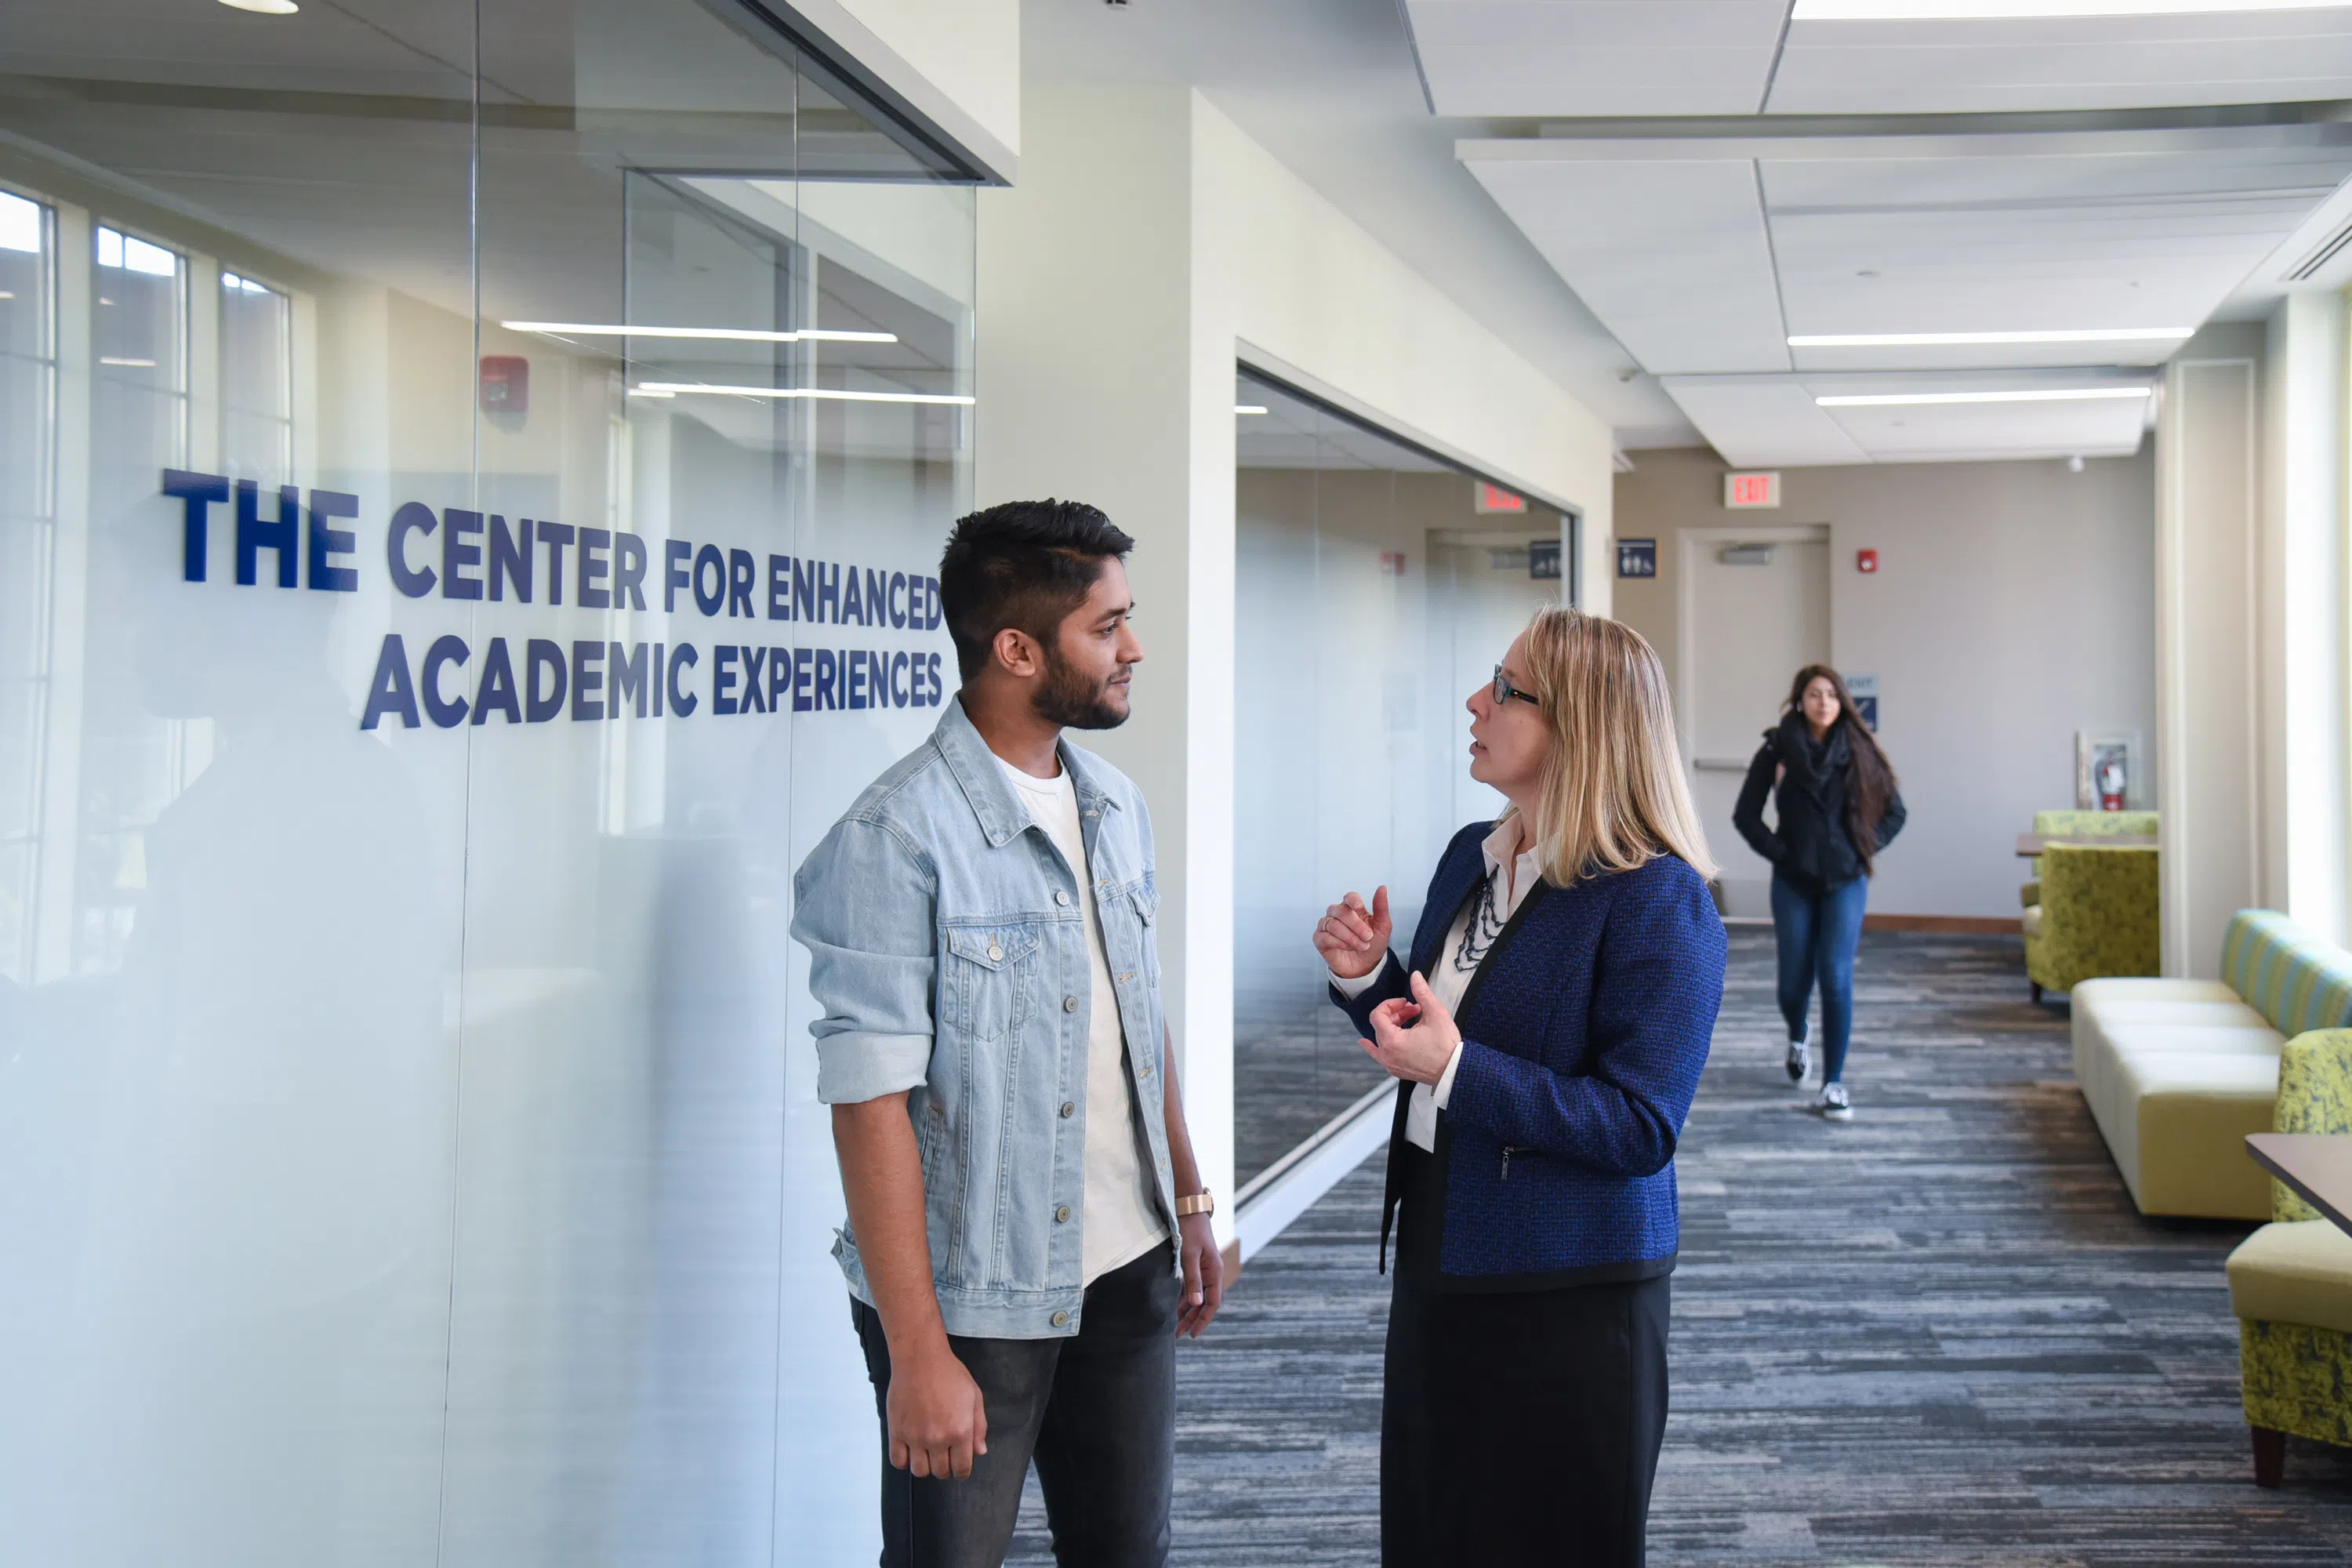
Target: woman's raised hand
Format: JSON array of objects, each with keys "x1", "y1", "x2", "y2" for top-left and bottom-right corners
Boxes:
[{"x1": 1313, "y1": 886, "x2": 1392, "y2": 980}]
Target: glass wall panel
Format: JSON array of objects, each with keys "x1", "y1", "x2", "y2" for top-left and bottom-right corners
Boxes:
[
  {"x1": 1232, "y1": 371, "x2": 1571, "y2": 1186},
  {"x1": 0, "y1": 9, "x2": 479, "y2": 1564},
  {"x1": 0, "y1": 4, "x2": 973, "y2": 1563}
]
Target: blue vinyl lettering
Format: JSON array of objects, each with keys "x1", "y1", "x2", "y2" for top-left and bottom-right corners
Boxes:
[
  {"x1": 524, "y1": 638, "x2": 567, "y2": 722},
  {"x1": 423, "y1": 634, "x2": 470, "y2": 727},
  {"x1": 165, "y1": 469, "x2": 228, "y2": 583},
  {"x1": 472, "y1": 637, "x2": 521, "y2": 724},
  {"x1": 577, "y1": 527, "x2": 612, "y2": 611},
  {"x1": 361, "y1": 635, "x2": 420, "y2": 730},
  {"x1": 236, "y1": 480, "x2": 301, "y2": 588},
  {"x1": 536, "y1": 520, "x2": 575, "y2": 605},
  {"x1": 490, "y1": 516, "x2": 532, "y2": 601}
]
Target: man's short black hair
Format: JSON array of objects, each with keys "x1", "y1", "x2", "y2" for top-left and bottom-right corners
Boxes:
[{"x1": 939, "y1": 499, "x2": 1134, "y2": 680}]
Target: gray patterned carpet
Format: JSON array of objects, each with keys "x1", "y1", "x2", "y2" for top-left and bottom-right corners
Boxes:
[{"x1": 1013, "y1": 930, "x2": 2352, "y2": 1564}]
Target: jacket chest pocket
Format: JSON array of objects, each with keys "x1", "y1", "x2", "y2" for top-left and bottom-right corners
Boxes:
[{"x1": 944, "y1": 922, "x2": 1042, "y2": 1043}]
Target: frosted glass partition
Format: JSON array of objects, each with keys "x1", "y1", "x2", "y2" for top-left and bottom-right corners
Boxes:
[
  {"x1": 1232, "y1": 372, "x2": 1570, "y2": 1186},
  {"x1": 0, "y1": 5, "x2": 973, "y2": 1563}
]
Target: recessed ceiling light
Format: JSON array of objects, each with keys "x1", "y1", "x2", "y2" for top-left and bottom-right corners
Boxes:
[
  {"x1": 503, "y1": 321, "x2": 897, "y2": 344},
  {"x1": 1235, "y1": 404, "x2": 1269, "y2": 415},
  {"x1": 1816, "y1": 387, "x2": 2153, "y2": 406},
  {"x1": 1789, "y1": 328, "x2": 2194, "y2": 347},
  {"x1": 635, "y1": 381, "x2": 972, "y2": 405},
  {"x1": 1794, "y1": 0, "x2": 2349, "y2": 17},
  {"x1": 218, "y1": 0, "x2": 299, "y2": 13}
]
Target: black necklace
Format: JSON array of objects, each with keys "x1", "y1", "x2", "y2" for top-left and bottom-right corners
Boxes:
[{"x1": 1453, "y1": 869, "x2": 1507, "y2": 975}]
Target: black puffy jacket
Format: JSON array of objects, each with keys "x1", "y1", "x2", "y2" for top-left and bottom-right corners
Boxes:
[{"x1": 1732, "y1": 713, "x2": 1906, "y2": 892}]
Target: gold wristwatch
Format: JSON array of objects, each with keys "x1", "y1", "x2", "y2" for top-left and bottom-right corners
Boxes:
[{"x1": 1174, "y1": 1190, "x2": 1215, "y2": 1218}]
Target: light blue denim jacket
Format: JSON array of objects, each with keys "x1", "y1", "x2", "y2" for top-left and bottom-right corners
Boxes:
[{"x1": 791, "y1": 696, "x2": 1177, "y2": 1339}]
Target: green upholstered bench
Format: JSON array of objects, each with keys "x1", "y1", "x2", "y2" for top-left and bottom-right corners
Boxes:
[{"x1": 2074, "y1": 911, "x2": 2352, "y2": 1219}]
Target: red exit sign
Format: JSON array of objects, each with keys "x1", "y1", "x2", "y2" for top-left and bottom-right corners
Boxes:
[{"x1": 1724, "y1": 471, "x2": 1780, "y2": 510}]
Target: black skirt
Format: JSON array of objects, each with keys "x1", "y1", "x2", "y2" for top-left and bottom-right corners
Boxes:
[{"x1": 1381, "y1": 1140, "x2": 1671, "y2": 1568}]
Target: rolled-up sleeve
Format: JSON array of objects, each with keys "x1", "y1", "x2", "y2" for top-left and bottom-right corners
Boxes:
[{"x1": 790, "y1": 816, "x2": 938, "y2": 1105}]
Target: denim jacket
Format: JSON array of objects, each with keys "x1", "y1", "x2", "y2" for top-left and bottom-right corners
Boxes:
[{"x1": 791, "y1": 696, "x2": 1177, "y2": 1339}]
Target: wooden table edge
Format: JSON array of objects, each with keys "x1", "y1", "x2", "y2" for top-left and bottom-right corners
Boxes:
[{"x1": 2245, "y1": 1132, "x2": 2352, "y2": 1236}]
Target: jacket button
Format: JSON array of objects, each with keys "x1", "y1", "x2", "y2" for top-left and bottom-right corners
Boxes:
[
  {"x1": 1051, "y1": 1310, "x2": 1069, "y2": 1328},
  {"x1": 987, "y1": 944, "x2": 1002, "y2": 962},
  {"x1": 1055, "y1": 1205, "x2": 1071, "y2": 1223},
  {"x1": 1056, "y1": 890, "x2": 1072, "y2": 906},
  {"x1": 1060, "y1": 1102, "x2": 1075, "y2": 1118},
  {"x1": 1064, "y1": 996, "x2": 1079, "y2": 1012}
]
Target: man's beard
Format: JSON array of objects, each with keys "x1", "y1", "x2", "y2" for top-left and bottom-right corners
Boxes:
[{"x1": 1031, "y1": 648, "x2": 1128, "y2": 730}]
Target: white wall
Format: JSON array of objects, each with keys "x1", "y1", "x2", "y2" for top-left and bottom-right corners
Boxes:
[
  {"x1": 1614, "y1": 446, "x2": 2159, "y2": 922},
  {"x1": 787, "y1": 0, "x2": 1021, "y2": 180},
  {"x1": 975, "y1": 85, "x2": 1619, "y2": 1232}
]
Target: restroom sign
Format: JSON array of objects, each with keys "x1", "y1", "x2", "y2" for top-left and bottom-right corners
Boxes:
[{"x1": 1724, "y1": 471, "x2": 1780, "y2": 509}]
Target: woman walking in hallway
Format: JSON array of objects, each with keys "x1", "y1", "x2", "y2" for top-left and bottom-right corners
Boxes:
[
  {"x1": 1733, "y1": 664, "x2": 1906, "y2": 1121},
  {"x1": 1312, "y1": 608, "x2": 1726, "y2": 1568}
]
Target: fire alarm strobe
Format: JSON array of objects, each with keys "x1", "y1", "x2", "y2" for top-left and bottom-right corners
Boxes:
[{"x1": 1857, "y1": 549, "x2": 1879, "y2": 574}]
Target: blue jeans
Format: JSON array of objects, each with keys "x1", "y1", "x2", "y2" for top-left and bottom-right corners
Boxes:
[{"x1": 1769, "y1": 873, "x2": 1869, "y2": 1083}]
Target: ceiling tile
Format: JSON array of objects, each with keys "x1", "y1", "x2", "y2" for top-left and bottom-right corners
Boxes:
[
  {"x1": 1770, "y1": 12, "x2": 2352, "y2": 114},
  {"x1": 1406, "y1": 0, "x2": 1792, "y2": 116},
  {"x1": 1461, "y1": 150, "x2": 1792, "y2": 373},
  {"x1": 1659, "y1": 376, "x2": 1871, "y2": 466}
]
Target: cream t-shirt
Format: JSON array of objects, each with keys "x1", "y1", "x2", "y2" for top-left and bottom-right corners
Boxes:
[{"x1": 996, "y1": 755, "x2": 1169, "y2": 1283}]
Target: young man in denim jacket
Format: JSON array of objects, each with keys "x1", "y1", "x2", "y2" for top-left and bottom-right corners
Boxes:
[{"x1": 792, "y1": 499, "x2": 1222, "y2": 1567}]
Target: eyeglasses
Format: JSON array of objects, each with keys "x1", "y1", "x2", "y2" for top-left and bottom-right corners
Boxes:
[{"x1": 1491, "y1": 666, "x2": 1542, "y2": 707}]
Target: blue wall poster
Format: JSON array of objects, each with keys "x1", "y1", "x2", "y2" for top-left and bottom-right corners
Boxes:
[
  {"x1": 1846, "y1": 671, "x2": 1878, "y2": 731},
  {"x1": 1617, "y1": 538, "x2": 1657, "y2": 578}
]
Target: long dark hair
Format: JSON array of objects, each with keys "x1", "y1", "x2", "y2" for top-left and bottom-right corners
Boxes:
[{"x1": 1784, "y1": 664, "x2": 1899, "y2": 873}]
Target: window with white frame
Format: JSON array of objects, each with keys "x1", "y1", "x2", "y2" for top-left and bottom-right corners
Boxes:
[{"x1": 0, "y1": 188, "x2": 56, "y2": 985}]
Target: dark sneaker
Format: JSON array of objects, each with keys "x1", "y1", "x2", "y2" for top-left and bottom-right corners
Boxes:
[
  {"x1": 1785, "y1": 1037, "x2": 1811, "y2": 1084},
  {"x1": 1817, "y1": 1082, "x2": 1853, "y2": 1121}
]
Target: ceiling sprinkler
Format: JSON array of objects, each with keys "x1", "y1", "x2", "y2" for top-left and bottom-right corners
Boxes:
[{"x1": 2067, "y1": 455, "x2": 2085, "y2": 474}]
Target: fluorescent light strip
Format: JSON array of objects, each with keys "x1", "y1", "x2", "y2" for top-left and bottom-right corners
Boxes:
[
  {"x1": 635, "y1": 382, "x2": 972, "y2": 405},
  {"x1": 1235, "y1": 404, "x2": 1269, "y2": 415},
  {"x1": 1789, "y1": 327, "x2": 2194, "y2": 347},
  {"x1": 504, "y1": 321, "x2": 895, "y2": 345},
  {"x1": 1816, "y1": 387, "x2": 2153, "y2": 407},
  {"x1": 1794, "y1": 0, "x2": 2352, "y2": 17}
]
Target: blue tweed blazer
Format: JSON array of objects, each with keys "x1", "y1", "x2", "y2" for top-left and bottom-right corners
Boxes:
[{"x1": 1333, "y1": 822, "x2": 1727, "y2": 1286}]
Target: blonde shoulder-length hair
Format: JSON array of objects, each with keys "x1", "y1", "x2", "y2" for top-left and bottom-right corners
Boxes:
[{"x1": 1507, "y1": 607, "x2": 1718, "y2": 887}]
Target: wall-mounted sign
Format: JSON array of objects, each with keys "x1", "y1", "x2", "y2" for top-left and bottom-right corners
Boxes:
[
  {"x1": 1528, "y1": 539, "x2": 1560, "y2": 581},
  {"x1": 159, "y1": 469, "x2": 949, "y2": 731},
  {"x1": 1724, "y1": 470, "x2": 1780, "y2": 509},
  {"x1": 1617, "y1": 537, "x2": 1657, "y2": 579},
  {"x1": 1474, "y1": 481, "x2": 1527, "y2": 514},
  {"x1": 1845, "y1": 671, "x2": 1878, "y2": 731}
]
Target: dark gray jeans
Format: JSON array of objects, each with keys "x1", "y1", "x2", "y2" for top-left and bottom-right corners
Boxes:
[{"x1": 851, "y1": 1242, "x2": 1178, "y2": 1568}]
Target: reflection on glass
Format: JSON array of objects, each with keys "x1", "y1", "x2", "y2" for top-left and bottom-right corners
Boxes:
[
  {"x1": 0, "y1": 1, "x2": 974, "y2": 1563},
  {"x1": 1232, "y1": 371, "x2": 1571, "y2": 1187},
  {"x1": 0, "y1": 187, "x2": 53, "y2": 985},
  {"x1": 221, "y1": 273, "x2": 291, "y2": 484}
]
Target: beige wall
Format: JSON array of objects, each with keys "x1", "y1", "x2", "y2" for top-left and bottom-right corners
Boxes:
[
  {"x1": 976, "y1": 85, "x2": 1617, "y2": 1232},
  {"x1": 1613, "y1": 445, "x2": 2158, "y2": 921}
]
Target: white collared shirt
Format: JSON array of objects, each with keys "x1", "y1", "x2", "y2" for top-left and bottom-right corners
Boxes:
[{"x1": 1331, "y1": 819, "x2": 1543, "y2": 1150}]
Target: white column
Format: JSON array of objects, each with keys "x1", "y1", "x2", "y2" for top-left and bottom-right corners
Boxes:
[
  {"x1": 2260, "y1": 292, "x2": 2349, "y2": 944},
  {"x1": 973, "y1": 86, "x2": 1236, "y2": 1239},
  {"x1": 2156, "y1": 341, "x2": 2263, "y2": 978}
]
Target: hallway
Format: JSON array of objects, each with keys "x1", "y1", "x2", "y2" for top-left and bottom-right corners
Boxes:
[{"x1": 1017, "y1": 931, "x2": 2352, "y2": 1564}]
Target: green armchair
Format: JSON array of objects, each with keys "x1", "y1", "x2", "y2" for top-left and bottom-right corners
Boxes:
[
  {"x1": 2022, "y1": 808, "x2": 2158, "y2": 909},
  {"x1": 2023, "y1": 842, "x2": 2158, "y2": 1001},
  {"x1": 2227, "y1": 1029, "x2": 2352, "y2": 1486}
]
